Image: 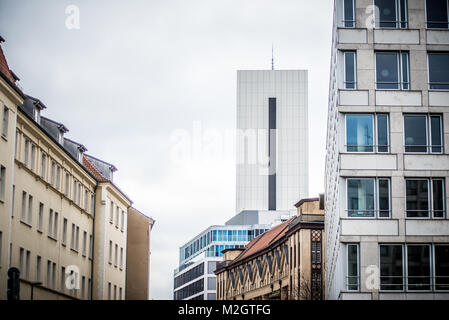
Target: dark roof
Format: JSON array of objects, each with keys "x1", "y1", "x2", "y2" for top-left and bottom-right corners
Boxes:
[{"x1": 294, "y1": 197, "x2": 319, "y2": 208}]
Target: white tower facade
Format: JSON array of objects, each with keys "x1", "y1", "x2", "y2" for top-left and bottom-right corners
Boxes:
[{"x1": 236, "y1": 70, "x2": 309, "y2": 214}]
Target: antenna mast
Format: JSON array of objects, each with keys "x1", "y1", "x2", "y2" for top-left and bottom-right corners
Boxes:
[{"x1": 271, "y1": 44, "x2": 274, "y2": 70}]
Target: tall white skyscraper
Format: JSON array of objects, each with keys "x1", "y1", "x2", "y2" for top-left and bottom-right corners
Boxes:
[{"x1": 236, "y1": 70, "x2": 309, "y2": 214}]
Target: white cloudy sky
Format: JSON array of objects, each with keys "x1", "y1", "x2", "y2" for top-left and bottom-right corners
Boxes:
[{"x1": 0, "y1": 0, "x2": 333, "y2": 299}]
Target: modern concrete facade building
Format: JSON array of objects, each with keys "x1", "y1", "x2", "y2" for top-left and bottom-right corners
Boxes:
[
  {"x1": 236, "y1": 70, "x2": 309, "y2": 216},
  {"x1": 0, "y1": 37, "x2": 153, "y2": 300},
  {"x1": 215, "y1": 198, "x2": 324, "y2": 300},
  {"x1": 325, "y1": 0, "x2": 449, "y2": 300},
  {"x1": 173, "y1": 219, "x2": 272, "y2": 300},
  {"x1": 126, "y1": 207, "x2": 155, "y2": 300}
]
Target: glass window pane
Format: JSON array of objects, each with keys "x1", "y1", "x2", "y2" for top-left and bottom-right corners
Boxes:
[
  {"x1": 426, "y1": 0, "x2": 448, "y2": 29},
  {"x1": 345, "y1": 52, "x2": 356, "y2": 89},
  {"x1": 404, "y1": 115, "x2": 427, "y2": 152},
  {"x1": 375, "y1": 0, "x2": 398, "y2": 28},
  {"x1": 430, "y1": 116, "x2": 442, "y2": 153},
  {"x1": 435, "y1": 245, "x2": 449, "y2": 291},
  {"x1": 346, "y1": 115, "x2": 374, "y2": 152},
  {"x1": 347, "y1": 244, "x2": 359, "y2": 290},
  {"x1": 429, "y1": 53, "x2": 449, "y2": 90},
  {"x1": 379, "y1": 179, "x2": 390, "y2": 217},
  {"x1": 377, "y1": 115, "x2": 389, "y2": 152},
  {"x1": 380, "y1": 245, "x2": 403, "y2": 290},
  {"x1": 407, "y1": 245, "x2": 431, "y2": 290},
  {"x1": 400, "y1": 0, "x2": 408, "y2": 28},
  {"x1": 401, "y1": 53, "x2": 409, "y2": 89},
  {"x1": 376, "y1": 53, "x2": 399, "y2": 89},
  {"x1": 432, "y1": 179, "x2": 445, "y2": 218},
  {"x1": 347, "y1": 179, "x2": 375, "y2": 217},
  {"x1": 406, "y1": 180, "x2": 429, "y2": 217},
  {"x1": 344, "y1": 0, "x2": 355, "y2": 27}
]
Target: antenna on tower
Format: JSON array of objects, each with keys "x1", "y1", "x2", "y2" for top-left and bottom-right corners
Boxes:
[{"x1": 271, "y1": 44, "x2": 274, "y2": 70}]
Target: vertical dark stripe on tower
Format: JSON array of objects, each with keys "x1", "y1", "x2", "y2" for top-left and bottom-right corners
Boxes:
[{"x1": 268, "y1": 97, "x2": 276, "y2": 211}]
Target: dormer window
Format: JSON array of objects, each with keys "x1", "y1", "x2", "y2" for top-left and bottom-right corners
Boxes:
[
  {"x1": 78, "y1": 151, "x2": 83, "y2": 163},
  {"x1": 33, "y1": 108, "x2": 40, "y2": 124},
  {"x1": 58, "y1": 131, "x2": 64, "y2": 144}
]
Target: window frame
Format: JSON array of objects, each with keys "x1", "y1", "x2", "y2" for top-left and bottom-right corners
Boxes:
[
  {"x1": 375, "y1": 51, "x2": 410, "y2": 90},
  {"x1": 403, "y1": 114, "x2": 444, "y2": 154},
  {"x1": 345, "y1": 113, "x2": 390, "y2": 153},
  {"x1": 374, "y1": 0, "x2": 409, "y2": 29},
  {"x1": 425, "y1": 0, "x2": 449, "y2": 29},
  {"x1": 405, "y1": 177, "x2": 446, "y2": 219},
  {"x1": 346, "y1": 243, "x2": 360, "y2": 291},
  {"x1": 342, "y1": 0, "x2": 356, "y2": 28},
  {"x1": 379, "y1": 244, "x2": 405, "y2": 292},
  {"x1": 343, "y1": 51, "x2": 357, "y2": 90},
  {"x1": 427, "y1": 52, "x2": 449, "y2": 91},
  {"x1": 346, "y1": 177, "x2": 392, "y2": 219}
]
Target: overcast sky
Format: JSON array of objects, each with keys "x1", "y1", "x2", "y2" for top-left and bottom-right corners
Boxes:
[{"x1": 0, "y1": 0, "x2": 333, "y2": 299}]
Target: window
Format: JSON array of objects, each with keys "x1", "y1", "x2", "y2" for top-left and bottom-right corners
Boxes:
[
  {"x1": 109, "y1": 241, "x2": 112, "y2": 264},
  {"x1": 311, "y1": 241, "x2": 322, "y2": 264},
  {"x1": 120, "y1": 210, "x2": 124, "y2": 231},
  {"x1": 90, "y1": 194, "x2": 95, "y2": 215},
  {"x1": 116, "y1": 206, "x2": 119, "y2": 228},
  {"x1": 434, "y1": 245, "x2": 449, "y2": 291},
  {"x1": 24, "y1": 139, "x2": 30, "y2": 167},
  {"x1": 376, "y1": 52, "x2": 409, "y2": 90},
  {"x1": 428, "y1": 52, "x2": 449, "y2": 90},
  {"x1": 88, "y1": 279, "x2": 92, "y2": 299},
  {"x1": 62, "y1": 218, "x2": 67, "y2": 245},
  {"x1": 0, "y1": 165, "x2": 5, "y2": 202},
  {"x1": 25, "y1": 250, "x2": 30, "y2": 280},
  {"x1": 89, "y1": 235, "x2": 93, "y2": 259},
  {"x1": 36, "y1": 256, "x2": 41, "y2": 282},
  {"x1": 84, "y1": 190, "x2": 89, "y2": 211},
  {"x1": 21, "y1": 191, "x2": 27, "y2": 221},
  {"x1": 81, "y1": 276, "x2": 85, "y2": 299},
  {"x1": 2, "y1": 105, "x2": 8, "y2": 137},
  {"x1": 48, "y1": 209, "x2": 54, "y2": 236},
  {"x1": 53, "y1": 212, "x2": 59, "y2": 239},
  {"x1": 64, "y1": 172, "x2": 70, "y2": 196},
  {"x1": 404, "y1": 114, "x2": 443, "y2": 153},
  {"x1": 50, "y1": 161, "x2": 56, "y2": 187},
  {"x1": 346, "y1": 114, "x2": 389, "y2": 152},
  {"x1": 110, "y1": 201, "x2": 114, "y2": 223},
  {"x1": 375, "y1": 0, "x2": 408, "y2": 28},
  {"x1": 61, "y1": 267, "x2": 66, "y2": 292},
  {"x1": 119, "y1": 287, "x2": 122, "y2": 300},
  {"x1": 114, "y1": 285, "x2": 117, "y2": 300},
  {"x1": 40, "y1": 153, "x2": 47, "y2": 180},
  {"x1": 108, "y1": 282, "x2": 111, "y2": 300},
  {"x1": 342, "y1": 0, "x2": 355, "y2": 27},
  {"x1": 114, "y1": 244, "x2": 118, "y2": 267},
  {"x1": 407, "y1": 245, "x2": 431, "y2": 290},
  {"x1": 347, "y1": 244, "x2": 359, "y2": 291},
  {"x1": 30, "y1": 144, "x2": 36, "y2": 172},
  {"x1": 76, "y1": 226, "x2": 80, "y2": 251},
  {"x1": 406, "y1": 178, "x2": 445, "y2": 218},
  {"x1": 344, "y1": 51, "x2": 356, "y2": 89},
  {"x1": 347, "y1": 178, "x2": 391, "y2": 218},
  {"x1": 0, "y1": 231, "x2": 2, "y2": 267},
  {"x1": 426, "y1": 0, "x2": 449, "y2": 29},
  {"x1": 27, "y1": 195, "x2": 33, "y2": 225},
  {"x1": 71, "y1": 223, "x2": 75, "y2": 249},
  {"x1": 38, "y1": 203, "x2": 43, "y2": 232},
  {"x1": 82, "y1": 231, "x2": 87, "y2": 256},
  {"x1": 120, "y1": 247, "x2": 123, "y2": 269},
  {"x1": 19, "y1": 247, "x2": 24, "y2": 275},
  {"x1": 46, "y1": 260, "x2": 51, "y2": 287},
  {"x1": 380, "y1": 244, "x2": 404, "y2": 290}
]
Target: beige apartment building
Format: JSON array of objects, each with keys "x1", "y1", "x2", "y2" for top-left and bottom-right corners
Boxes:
[
  {"x1": 0, "y1": 36, "x2": 154, "y2": 300},
  {"x1": 126, "y1": 207, "x2": 155, "y2": 300},
  {"x1": 215, "y1": 197, "x2": 325, "y2": 300}
]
